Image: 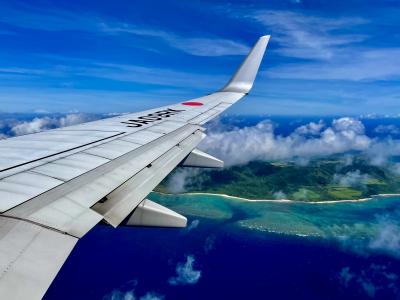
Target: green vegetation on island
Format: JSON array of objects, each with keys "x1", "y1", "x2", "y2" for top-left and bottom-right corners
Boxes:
[{"x1": 156, "y1": 156, "x2": 400, "y2": 201}]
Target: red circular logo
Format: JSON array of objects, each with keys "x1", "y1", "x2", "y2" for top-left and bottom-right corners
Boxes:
[{"x1": 181, "y1": 101, "x2": 203, "y2": 106}]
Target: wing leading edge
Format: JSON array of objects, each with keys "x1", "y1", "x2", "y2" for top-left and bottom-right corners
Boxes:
[{"x1": 0, "y1": 35, "x2": 269, "y2": 299}]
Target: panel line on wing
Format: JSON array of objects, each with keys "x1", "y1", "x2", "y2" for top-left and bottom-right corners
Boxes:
[{"x1": 0, "y1": 132, "x2": 125, "y2": 173}]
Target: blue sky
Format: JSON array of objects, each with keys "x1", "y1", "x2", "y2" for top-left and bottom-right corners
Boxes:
[{"x1": 0, "y1": 0, "x2": 400, "y2": 115}]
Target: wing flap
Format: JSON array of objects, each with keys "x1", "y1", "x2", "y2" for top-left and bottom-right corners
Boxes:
[
  {"x1": 93, "y1": 129, "x2": 204, "y2": 227},
  {"x1": 27, "y1": 196, "x2": 103, "y2": 237}
]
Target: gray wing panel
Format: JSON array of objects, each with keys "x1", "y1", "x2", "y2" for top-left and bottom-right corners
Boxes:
[
  {"x1": 4, "y1": 124, "x2": 202, "y2": 236},
  {"x1": 0, "y1": 217, "x2": 77, "y2": 300}
]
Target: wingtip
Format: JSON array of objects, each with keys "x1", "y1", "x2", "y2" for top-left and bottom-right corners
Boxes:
[{"x1": 220, "y1": 35, "x2": 270, "y2": 94}]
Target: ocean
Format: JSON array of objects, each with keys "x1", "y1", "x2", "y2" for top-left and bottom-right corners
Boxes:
[{"x1": 44, "y1": 193, "x2": 400, "y2": 300}]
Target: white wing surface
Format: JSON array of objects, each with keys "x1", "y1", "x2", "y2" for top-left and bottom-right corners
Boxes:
[{"x1": 0, "y1": 35, "x2": 269, "y2": 299}]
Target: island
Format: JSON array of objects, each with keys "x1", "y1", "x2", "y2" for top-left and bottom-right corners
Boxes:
[{"x1": 155, "y1": 155, "x2": 400, "y2": 201}]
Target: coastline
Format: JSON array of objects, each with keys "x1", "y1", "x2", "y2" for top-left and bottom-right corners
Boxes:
[{"x1": 153, "y1": 191, "x2": 400, "y2": 204}]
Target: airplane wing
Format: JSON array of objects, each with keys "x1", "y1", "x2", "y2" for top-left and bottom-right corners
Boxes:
[{"x1": 0, "y1": 35, "x2": 269, "y2": 299}]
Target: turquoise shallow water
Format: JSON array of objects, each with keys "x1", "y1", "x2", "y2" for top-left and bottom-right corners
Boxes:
[{"x1": 149, "y1": 193, "x2": 400, "y2": 256}]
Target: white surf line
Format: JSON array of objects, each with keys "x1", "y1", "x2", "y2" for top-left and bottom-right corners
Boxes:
[{"x1": 156, "y1": 191, "x2": 400, "y2": 204}]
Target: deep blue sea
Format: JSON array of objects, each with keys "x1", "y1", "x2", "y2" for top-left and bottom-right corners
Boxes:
[{"x1": 44, "y1": 194, "x2": 400, "y2": 300}]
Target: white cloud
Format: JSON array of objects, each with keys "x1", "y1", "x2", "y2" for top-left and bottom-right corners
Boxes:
[
  {"x1": 337, "y1": 209, "x2": 400, "y2": 259},
  {"x1": 253, "y1": 10, "x2": 367, "y2": 60},
  {"x1": 169, "y1": 38, "x2": 249, "y2": 56},
  {"x1": 389, "y1": 163, "x2": 400, "y2": 175},
  {"x1": 332, "y1": 170, "x2": 370, "y2": 188},
  {"x1": 273, "y1": 191, "x2": 287, "y2": 200},
  {"x1": 200, "y1": 117, "x2": 371, "y2": 166},
  {"x1": 0, "y1": 3, "x2": 248, "y2": 57},
  {"x1": 10, "y1": 113, "x2": 96, "y2": 136},
  {"x1": 166, "y1": 169, "x2": 200, "y2": 193},
  {"x1": 168, "y1": 255, "x2": 201, "y2": 286},
  {"x1": 0, "y1": 58, "x2": 226, "y2": 90},
  {"x1": 98, "y1": 23, "x2": 249, "y2": 57},
  {"x1": 294, "y1": 120, "x2": 325, "y2": 135},
  {"x1": 105, "y1": 290, "x2": 136, "y2": 300},
  {"x1": 197, "y1": 116, "x2": 400, "y2": 169},
  {"x1": 338, "y1": 267, "x2": 355, "y2": 288},
  {"x1": 265, "y1": 48, "x2": 400, "y2": 81},
  {"x1": 139, "y1": 293, "x2": 164, "y2": 300},
  {"x1": 103, "y1": 280, "x2": 164, "y2": 300},
  {"x1": 104, "y1": 290, "x2": 164, "y2": 300},
  {"x1": 374, "y1": 124, "x2": 400, "y2": 135},
  {"x1": 249, "y1": 10, "x2": 400, "y2": 81},
  {"x1": 186, "y1": 219, "x2": 200, "y2": 232},
  {"x1": 365, "y1": 139, "x2": 400, "y2": 166},
  {"x1": 338, "y1": 264, "x2": 399, "y2": 298},
  {"x1": 368, "y1": 214, "x2": 400, "y2": 258}
]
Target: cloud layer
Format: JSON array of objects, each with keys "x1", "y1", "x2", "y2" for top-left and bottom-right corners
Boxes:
[
  {"x1": 0, "y1": 113, "x2": 106, "y2": 140},
  {"x1": 200, "y1": 117, "x2": 374, "y2": 166}
]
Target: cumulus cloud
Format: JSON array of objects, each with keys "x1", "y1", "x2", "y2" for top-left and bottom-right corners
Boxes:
[
  {"x1": 339, "y1": 267, "x2": 355, "y2": 288},
  {"x1": 365, "y1": 139, "x2": 400, "y2": 166},
  {"x1": 389, "y1": 163, "x2": 400, "y2": 175},
  {"x1": 166, "y1": 169, "x2": 200, "y2": 193},
  {"x1": 162, "y1": 117, "x2": 400, "y2": 192},
  {"x1": 200, "y1": 117, "x2": 371, "y2": 166},
  {"x1": 139, "y1": 292, "x2": 165, "y2": 300},
  {"x1": 103, "y1": 281, "x2": 164, "y2": 300},
  {"x1": 8, "y1": 113, "x2": 99, "y2": 136},
  {"x1": 337, "y1": 209, "x2": 400, "y2": 259},
  {"x1": 273, "y1": 191, "x2": 287, "y2": 200},
  {"x1": 168, "y1": 255, "x2": 201, "y2": 286},
  {"x1": 332, "y1": 170, "x2": 370, "y2": 188},
  {"x1": 104, "y1": 290, "x2": 164, "y2": 300},
  {"x1": 368, "y1": 214, "x2": 400, "y2": 258},
  {"x1": 294, "y1": 120, "x2": 325, "y2": 136},
  {"x1": 185, "y1": 219, "x2": 200, "y2": 232},
  {"x1": 374, "y1": 124, "x2": 400, "y2": 135},
  {"x1": 104, "y1": 289, "x2": 136, "y2": 300}
]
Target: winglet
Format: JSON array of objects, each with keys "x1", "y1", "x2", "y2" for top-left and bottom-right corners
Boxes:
[{"x1": 221, "y1": 35, "x2": 270, "y2": 94}]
